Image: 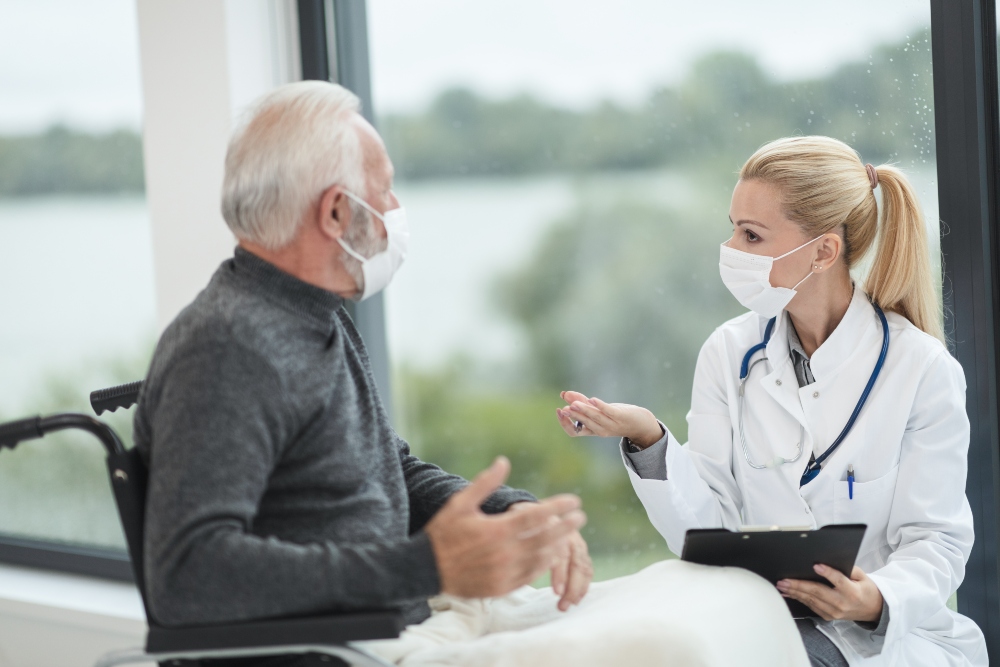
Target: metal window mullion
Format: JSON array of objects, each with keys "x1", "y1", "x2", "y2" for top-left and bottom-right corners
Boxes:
[
  {"x1": 931, "y1": 0, "x2": 1000, "y2": 654},
  {"x1": 297, "y1": 0, "x2": 394, "y2": 420},
  {"x1": 297, "y1": 0, "x2": 330, "y2": 81}
]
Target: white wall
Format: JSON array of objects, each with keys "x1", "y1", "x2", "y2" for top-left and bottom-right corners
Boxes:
[
  {"x1": 0, "y1": 564, "x2": 148, "y2": 667},
  {"x1": 138, "y1": 0, "x2": 300, "y2": 331},
  {"x1": 0, "y1": 3, "x2": 303, "y2": 665}
]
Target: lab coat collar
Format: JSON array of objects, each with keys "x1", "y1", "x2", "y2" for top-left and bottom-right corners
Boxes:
[
  {"x1": 761, "y1": 310, "x2": 792, "y2": 379},
  {"x1": 807, "y1": 287, "x2": 878, "y2": 382},
  {"x1": 756, "y1": 361, "x2": 813, "y2": 494},
  {"x1": 759, "y1": 314, "x2": 810, "y2": 446}
]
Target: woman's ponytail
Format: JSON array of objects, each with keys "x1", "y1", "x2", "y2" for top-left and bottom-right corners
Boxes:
[{"x1": 864, "y1": 165, "x2": 943, "y2": 342}]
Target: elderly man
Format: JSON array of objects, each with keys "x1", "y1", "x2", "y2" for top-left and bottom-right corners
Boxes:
[{"x1": 134, "y1": 80, "x2": 592, "y2": 664}]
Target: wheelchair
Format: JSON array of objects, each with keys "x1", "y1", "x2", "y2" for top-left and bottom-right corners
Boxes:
[{"x1": 0, "y1": 381, "x2": 401, "y2": 667}]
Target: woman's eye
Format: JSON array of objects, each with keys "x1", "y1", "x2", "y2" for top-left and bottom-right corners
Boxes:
[{"x1": 745, "y1": 229, "x2": 760, "y2": 243}]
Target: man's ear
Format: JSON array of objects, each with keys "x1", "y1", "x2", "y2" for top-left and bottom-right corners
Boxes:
[{"x1": 317, "y1": 185, "x2": 351, "y2": 241}]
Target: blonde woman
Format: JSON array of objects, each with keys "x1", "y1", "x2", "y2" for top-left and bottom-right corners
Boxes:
[{"x1": 557, "y1": 137, "x2": 986, "y2": 666}]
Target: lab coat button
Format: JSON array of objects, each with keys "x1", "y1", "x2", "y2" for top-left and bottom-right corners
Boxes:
[
  {"x1": 813, "y1": 391, "x2": 819, "y2": 398},
  {"x1": 776, "y1": 380, "x2": 782, "y2": 386}
]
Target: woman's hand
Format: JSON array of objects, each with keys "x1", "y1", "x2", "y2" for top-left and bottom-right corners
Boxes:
[
  {"x1": 777, "y1": 564, "x2": 884, "y2": 622},
  {"x1": 555, "y1": 391, "x2": 664, "y2": 448}
]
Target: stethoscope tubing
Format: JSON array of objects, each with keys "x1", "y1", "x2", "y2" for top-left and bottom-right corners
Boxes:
[
  {"x1": 800, "y1": 303, "x2": 889, "y2": 484},
  {"x1": 738, "y1": 357, "x2": 804, "y2": 470},
  {"x1": 739, "y1": 317, "x2": 776, "y2": 380},
  {"x1": 737, "y1": 301, "x2": 890, "y2": 485}
]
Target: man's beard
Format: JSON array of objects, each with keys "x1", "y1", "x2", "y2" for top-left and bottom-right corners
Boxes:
[{"x1": 342, "y1": 200, "x2": 389, "y2": 297}]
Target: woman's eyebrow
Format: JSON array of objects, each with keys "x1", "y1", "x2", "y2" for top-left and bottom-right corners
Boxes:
[{"x1": 729, "y1": 216, "x2": 770, "y2": 230}]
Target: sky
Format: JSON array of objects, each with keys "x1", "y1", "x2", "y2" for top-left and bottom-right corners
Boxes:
[
  {"x1": 368, "y1": 0, "x2": 931, "y2": 113},
  {"x1": 0, "y1": 0, "x2": 931, "y2": 133},
  {"x1": 0, "y1": 0, "x2": 143, "y2": 133}
]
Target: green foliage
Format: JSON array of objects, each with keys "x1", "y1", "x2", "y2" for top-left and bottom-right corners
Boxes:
[
  {"x1": 0, "y1": 125, "x2": 144, "y2": 196},
  {"x1": 493, "y1": 188, "x2": 743, "y2": 428},
  {"x1": 396, "y1": 364, "x2": 674, "y2": 564},
  {"x1": 0, "y1": 341, "x2": 153, "y2": 548},
  {"x1": 386, "y1": 34, "x2": 936, "y2": 567},
  {"x1": 396, "y1": 185, "x2": 743, "y2": 561},
  {"x1": 377, "y1": 28, "x2": 936, "y2": 567},
  {"x1": 381, "y1": 29, "x2": 934, "y2": 179},
  {"x1": 0, "y1": 29, "x2": 933, "y2": 197}
]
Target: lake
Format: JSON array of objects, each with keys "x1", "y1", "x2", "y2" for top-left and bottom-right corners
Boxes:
[{"x1": 0, "y1": 167, "x2": 939, "y2": 417}]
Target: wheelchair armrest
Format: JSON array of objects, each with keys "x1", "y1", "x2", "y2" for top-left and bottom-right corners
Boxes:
[{"x1": 145, "y1": 610, "x2": 405, "y2": 653}]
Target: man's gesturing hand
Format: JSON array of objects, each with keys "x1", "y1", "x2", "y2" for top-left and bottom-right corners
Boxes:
[
  {"x1": 508, "y1": 502, "x2": 593, "y2": 611},
  {"x1": 425, "y1": 457, "x2": 587, "y2": 599}
]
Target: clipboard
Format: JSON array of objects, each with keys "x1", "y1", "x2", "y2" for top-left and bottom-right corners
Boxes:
[{"x1": 680, "y1": 524, "x2": 867, "y2": 618}]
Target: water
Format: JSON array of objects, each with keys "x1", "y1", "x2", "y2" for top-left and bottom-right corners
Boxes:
[
  {"x1": 0, "y1": 167, "x2": 940, "y2": 415},
  {"x1": 0, "y1": 172, "x2": 699, "y2": 416},
  {"x1": 0, "y1": 197, "x2": 156, "y2": 416},
  {"x1": 385, "y1": 170, "x2": 695, "y2": 370}
]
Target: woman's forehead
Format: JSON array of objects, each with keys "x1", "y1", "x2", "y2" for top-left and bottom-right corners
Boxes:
[{"x1": 730, "y1": 180, "x2": 792, "y2": 229}]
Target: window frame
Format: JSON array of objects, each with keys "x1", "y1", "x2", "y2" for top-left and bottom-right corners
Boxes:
[
  {"x1": 1, "y1": 4, "x2": 998, "y2": 655},
  {"x1": 298, "y1": 0, "x2": 394, "y2": 419},
  {"x1": 931, "y1": 0, "x2": 1000, "y2": 653},
  {"x1": 0, "y1": 535, "x2": 132, "y2": 582}
]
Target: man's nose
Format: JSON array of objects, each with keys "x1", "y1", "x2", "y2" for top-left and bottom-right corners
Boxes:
[{"x1": 388, "y1": 190, "x2": 400, "y2": 210}]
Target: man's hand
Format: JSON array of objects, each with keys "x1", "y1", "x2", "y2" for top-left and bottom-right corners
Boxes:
[
  {"x1": 425, "y1": 457, "x2": 587, "y2": 599},
  {"x1": 509, "y1": 502, "x2": 593, "y2": 611},
  {"x1": 777, "y1": 564, "x2": 884, "y2": 622}
]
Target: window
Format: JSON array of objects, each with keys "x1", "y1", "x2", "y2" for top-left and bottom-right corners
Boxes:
[
  {"x1": 4, "y1": 2, "x2": 1000, "y2": 653},
  {"x1": 929, "y1": 0, "x2": 1000, "y2": 652},
  {"x1": 0, "y1": 0, "x2": 152, "y2": 556},
  {"x1": 368, "y1": 0, "x2": 937, "y2": 580}
]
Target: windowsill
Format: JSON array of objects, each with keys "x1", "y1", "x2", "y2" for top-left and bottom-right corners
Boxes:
[
  {"x1": 0, "y1": 561, "x2": 145, "y2": 633},
  {"x1": 0, "y1": 562, "x2": 148, "y2": 665}
]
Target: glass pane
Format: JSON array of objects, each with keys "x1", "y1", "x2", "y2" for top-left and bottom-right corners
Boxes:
[
  {"x1": 0, "y1": 0, "x2": 153, "y2": 550},
  {"x1": 370, "y1": 0, "x2": 937, "y2": 580}
]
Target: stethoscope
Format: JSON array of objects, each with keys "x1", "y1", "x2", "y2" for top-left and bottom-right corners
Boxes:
[{"x1": 737, "y1": 300, "x2": 890, "y2": 487}]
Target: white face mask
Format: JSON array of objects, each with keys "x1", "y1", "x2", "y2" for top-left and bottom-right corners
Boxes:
[
  {"x1": 338, "y1": 191, "x2": 410, "y2": 301},
  {"x1": 718, "y1": 235, "x2": 822, "y2": 318}
]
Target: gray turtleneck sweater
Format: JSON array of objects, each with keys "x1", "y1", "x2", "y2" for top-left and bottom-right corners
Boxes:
[{"x1": 134, "y1": 247, "x2": 534, "y2": 628}]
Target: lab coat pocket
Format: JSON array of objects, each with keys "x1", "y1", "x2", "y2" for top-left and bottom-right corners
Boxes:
[{"x1": 833, "y1": 464, "x2": 899, "y2": 561}]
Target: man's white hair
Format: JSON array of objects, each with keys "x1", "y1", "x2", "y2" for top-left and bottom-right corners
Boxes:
[{"x1": 221, "y1": 81, "x2": 366, "y2": 250}]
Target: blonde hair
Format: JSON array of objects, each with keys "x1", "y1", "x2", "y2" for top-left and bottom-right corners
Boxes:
[{"x1": 740, "y1": 136, "x2": 943, "y2": 342}]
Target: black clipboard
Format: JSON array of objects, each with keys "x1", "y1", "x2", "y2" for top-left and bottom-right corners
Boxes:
[{"x1": 680, "y1": 524, "x2": 867, "y2": 618}]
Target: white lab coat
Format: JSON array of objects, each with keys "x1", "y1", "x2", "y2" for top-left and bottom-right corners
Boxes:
[{"x1": 624, "y1": 288, "x2": 987, "y2": 666}]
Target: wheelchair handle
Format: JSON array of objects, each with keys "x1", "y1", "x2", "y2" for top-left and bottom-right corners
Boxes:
[
  {"x1": 0, "y1": 416, "x2": 43, "y2": 451},
  {"x1": 0, "y1": 413, "x2": 125, "y2": 456},
  {"x1": 90, "y1": 380, "x2": 143, "y2": 416}
]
